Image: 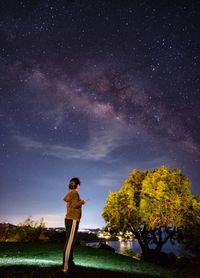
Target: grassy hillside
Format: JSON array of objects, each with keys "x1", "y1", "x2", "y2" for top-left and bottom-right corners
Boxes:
[{"x1": 0, "y1": 242, "x2": 185, "y2": 278}]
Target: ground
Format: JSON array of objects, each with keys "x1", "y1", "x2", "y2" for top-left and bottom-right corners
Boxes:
[{"x1": 0, "y1": 242, "x2": 185, "y2": 278}]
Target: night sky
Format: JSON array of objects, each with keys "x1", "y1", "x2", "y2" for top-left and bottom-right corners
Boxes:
[{"x1": 0, "y1": 0, "x2": 200, "y2": 229}]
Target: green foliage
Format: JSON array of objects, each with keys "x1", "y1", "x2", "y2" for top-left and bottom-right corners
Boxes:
[
  {"x1": 0, "y1": 223, "x2": 18, "y2": 242},
  {"x1": 102, "y1": 165, "x2": 200, "y2": 262},
  {"x1": 182, "y1": 195, "x2": 200, "y2": 256},
  {"x1": 0, "y1": 218, "x2": 46, "y2": 242},
  {"x1": 17, "y1": 217, "x2": 46, "y2": 242},
  {"x1": 140, "y1": 166, "x2": 192, "y2": 229}
]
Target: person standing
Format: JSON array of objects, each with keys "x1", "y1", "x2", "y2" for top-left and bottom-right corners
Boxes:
[{"x1": 62, "y1": 177, "x2": 88, "y2": 274}]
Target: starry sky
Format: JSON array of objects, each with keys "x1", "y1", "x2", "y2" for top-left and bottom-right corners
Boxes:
[{"x1": 0, "y1": 0, "x2": 200, "y2": 228}]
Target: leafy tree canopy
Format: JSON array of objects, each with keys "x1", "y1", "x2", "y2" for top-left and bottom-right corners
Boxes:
[{"x1": 102, "y1": 166, "x2": 200, "y2": 261}]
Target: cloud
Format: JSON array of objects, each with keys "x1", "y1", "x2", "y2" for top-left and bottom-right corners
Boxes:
[
  {"x1": 92, "y1": 176, "x2": 123, "y2": 188},
  {"x1": 14, "y1": 135, "x2": 43, "y2": 150},
  {"x1": 14, "y1": 126, "x2": 125, "y2": 161},
  {"x1": 32, "y1": 213, "x2": 64, "y2": 228}
]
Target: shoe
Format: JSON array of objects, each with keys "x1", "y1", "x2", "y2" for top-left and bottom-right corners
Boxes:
[
  {"x1": 61, "y1": 269, "x2": 69, "y2": 276},
  {"x1": 69, "y1": 261, "x2": 75, "y2": 266}
]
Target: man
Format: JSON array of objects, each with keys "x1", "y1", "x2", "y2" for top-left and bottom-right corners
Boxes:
[{"x1": 62, "y1": 177, "x2": 88, "y2": 274}]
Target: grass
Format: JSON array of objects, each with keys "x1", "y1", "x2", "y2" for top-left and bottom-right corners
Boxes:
[{"x1": 0, "y1": 242, "x2": 183, "y2": 278}]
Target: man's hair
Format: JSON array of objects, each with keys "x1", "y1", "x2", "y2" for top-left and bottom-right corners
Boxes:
[{"x1": 69, "y1": 177, "x2": 81, "y2": 189}]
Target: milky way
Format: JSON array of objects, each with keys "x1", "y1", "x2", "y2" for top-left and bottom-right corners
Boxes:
[{"x1": 0, "y1": 1, "x2": 199, "y2": 228}]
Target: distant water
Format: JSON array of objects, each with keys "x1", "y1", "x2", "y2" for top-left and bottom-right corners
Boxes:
[{"x1": 105, "y1": 240, "x2": 185, "y2": 256}]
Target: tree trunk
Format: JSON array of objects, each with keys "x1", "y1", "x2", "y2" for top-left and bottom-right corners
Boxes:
[
  {"x1": 129, "y1": 225, "x2": 178, "y2": 265},
  {"x1": 131, "y1": 225, "x2": 164, "y2": 263}
]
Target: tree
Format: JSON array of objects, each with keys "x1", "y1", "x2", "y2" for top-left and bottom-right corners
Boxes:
[
  {"x1": 102, "y1": 166, "x2": 200, "y2": 263},
  {"x1": 182, "y1": 195, "x2": 200, "y2": 257},
  {"x1": 17, "y1": 217, "x2": 46, "y2": 242},
  {"x1": 0, "y1": 218, "x2": 46, "y2": 242}
]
